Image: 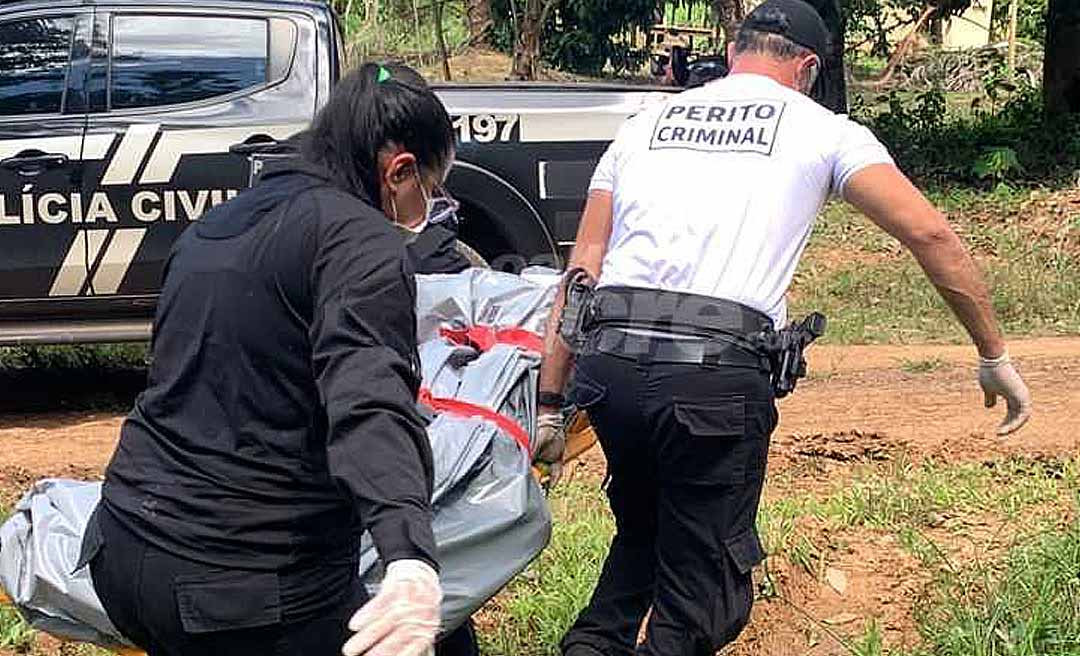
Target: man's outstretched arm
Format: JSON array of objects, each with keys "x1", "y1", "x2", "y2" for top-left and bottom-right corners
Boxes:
[{"x1": 843, "y1": 163, "x2": 1032, "y2": 435}]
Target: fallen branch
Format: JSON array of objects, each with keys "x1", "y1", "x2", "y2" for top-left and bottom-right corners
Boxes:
[{"x1": 868, "y1": 5, "x2": 937, "y2": 88}]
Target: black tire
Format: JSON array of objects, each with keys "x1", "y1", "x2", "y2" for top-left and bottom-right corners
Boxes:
[{"x1": 454, "y1": 240, "x2": 489, "y2": 269}]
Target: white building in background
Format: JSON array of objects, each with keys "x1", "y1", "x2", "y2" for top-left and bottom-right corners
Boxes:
[{"x1": 938, "y1": 0, "x2": 994, "y2": 49}]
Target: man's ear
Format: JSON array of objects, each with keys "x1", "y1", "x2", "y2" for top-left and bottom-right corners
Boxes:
[
  {"x1": 803, "y1": 55, "x2": 821, "y2": 90},
  {"x1": 726, "y1": 42, "x2": 736, "y2": 66}
]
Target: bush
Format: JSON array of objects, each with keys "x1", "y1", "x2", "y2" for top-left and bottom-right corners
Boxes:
[
  {"x1": 0, "y1": 344, "x2": 148, "y2": 371},
  {"x1": 490, "y1": 0, "x2": 655, "y2": 76},
  {"x1": 856, "y1": 86, "x2": 1080, "y2": 185}
]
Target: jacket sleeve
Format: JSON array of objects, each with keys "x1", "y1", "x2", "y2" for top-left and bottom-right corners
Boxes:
[{"x1": 309, "y1": 208, "x2": 437, "y2": 570}]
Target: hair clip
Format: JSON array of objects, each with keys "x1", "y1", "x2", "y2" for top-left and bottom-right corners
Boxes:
[{"x1": 377, "y1": 65, "x2": 392, "y2": 83}]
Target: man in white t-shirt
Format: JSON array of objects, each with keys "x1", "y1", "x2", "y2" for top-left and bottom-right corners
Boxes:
[{"x1": 533, "y1": 1, "x2": 1032, "y2": 654}]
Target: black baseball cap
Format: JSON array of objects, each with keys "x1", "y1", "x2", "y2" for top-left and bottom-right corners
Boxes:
[{"x1": 740, "y1": 0, "x2": 830, "y2": 60}]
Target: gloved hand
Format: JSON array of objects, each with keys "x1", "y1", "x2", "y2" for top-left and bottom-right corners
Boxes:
[
  {"x1": 979, "y1": 352, "x2": 1032, "y2": 436},
  {"x1": 342, "y1": 559, "x2": 442, "y2": 656},
  {"x1": 534, "y1": 412, "x2": 567, "y2": 488}
]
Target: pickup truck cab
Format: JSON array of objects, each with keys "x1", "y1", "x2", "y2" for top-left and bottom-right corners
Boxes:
[{"x1": 0, "y1": 0, "x2": 667, "y2": 345}]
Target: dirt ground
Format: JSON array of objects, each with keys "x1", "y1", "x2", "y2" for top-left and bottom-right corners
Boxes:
[{"x1": 2, "y1": 337, "x2": 1078, "y2": 655}]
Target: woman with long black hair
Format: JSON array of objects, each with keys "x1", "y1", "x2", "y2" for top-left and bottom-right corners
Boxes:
[{"x1": 83, "y1": 62, "x2": 453, "y2": 656}]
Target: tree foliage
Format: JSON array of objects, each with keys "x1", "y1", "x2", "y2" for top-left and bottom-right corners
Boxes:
[
  {"x1": 991, "y1": 0, "x2": 1049, "y2": 43},
  {"x1": 491, "y1": 0, "x2": 656, "y2": 76}
]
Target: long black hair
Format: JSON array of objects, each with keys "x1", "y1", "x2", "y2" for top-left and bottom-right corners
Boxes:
[{"x1": 301, "y1": 62, "x2": 455, "y2": 202}]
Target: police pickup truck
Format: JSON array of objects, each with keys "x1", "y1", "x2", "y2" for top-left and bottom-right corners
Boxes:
[{"x1": 0, "y1": 0, "x2": 668, "y2": 345}]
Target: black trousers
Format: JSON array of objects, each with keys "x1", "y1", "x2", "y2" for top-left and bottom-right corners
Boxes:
[
  {"x1": 88, "y1": 508, "x2": 364, "y2": 656},
  {"x1": 560, "y1": 352, "x2": 775, "y2": 656}
]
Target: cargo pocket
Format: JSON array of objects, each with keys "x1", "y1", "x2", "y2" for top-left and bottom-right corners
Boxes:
[
  {"x1": 670, "y1": 395, "x2": 749, "y2": 484},
  {"x1": 174, "y1": 571, "x2": 281, "y2": 634},
  {"x1": 673, "y1": 397, "x2": 746, "y2": 438},
  {"x1": 724, "y1": 528, "x2": 766, "y2": 575}
]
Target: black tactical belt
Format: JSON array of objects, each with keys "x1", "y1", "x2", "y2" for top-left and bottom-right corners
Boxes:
[
  {"x1": 587, "y1": 326, "x2": 770, "y2": 370},
  {"x1": 588, "y1": 286, "x2": 773, "y2": 337}
]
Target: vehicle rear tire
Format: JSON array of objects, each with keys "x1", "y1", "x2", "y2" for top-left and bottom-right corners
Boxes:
[{"x1": 453, "y1": 240, "x2": 489, "y2": 269}]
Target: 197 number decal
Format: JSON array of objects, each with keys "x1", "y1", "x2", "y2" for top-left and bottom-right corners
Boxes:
[{"x1": 451, "y1": 114, "x2": 520, "y2": 143}]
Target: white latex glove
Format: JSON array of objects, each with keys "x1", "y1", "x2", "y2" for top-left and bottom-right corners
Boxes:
[
  {"x1": 534, "y1": 412, "x2": 567, "y2": 488},
  {"x1": 342, "y1": 559, "x2": 442, "y2": 656},
  {"x1": 979, "y1": 352, "x2": 1032, "y2": 436}
]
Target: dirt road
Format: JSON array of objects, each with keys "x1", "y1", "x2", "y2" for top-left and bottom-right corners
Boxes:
[
  {"x1": 1, "y1": 337, "x2": 1078, "y2": 655},
  {"x1": 4, "y1": 338, "x2": 1073, "y2": 489}
]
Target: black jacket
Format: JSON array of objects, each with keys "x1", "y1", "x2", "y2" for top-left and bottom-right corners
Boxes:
[
  {"x1": 101, "y1": 161, "x2": 436, "y2": 572},
  {"x1": 407, "y1": 224, "x2": 472, "y2": 275}
]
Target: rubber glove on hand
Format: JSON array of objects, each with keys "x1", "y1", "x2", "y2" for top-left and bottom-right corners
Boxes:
[
  {"x1": 342, "y1": 559, "x2": 441, "y2": 656},
  {"x1": 979, "y1": 352, "x2": 1032, "y2": 436},
  {"x1": 534, "y1": 412, "x2": 567, "y2": 488}
]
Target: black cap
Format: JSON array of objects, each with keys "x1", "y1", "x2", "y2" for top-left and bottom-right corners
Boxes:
[{"x1": 740, "y1": 0, "x2": 830, "y2": 60}]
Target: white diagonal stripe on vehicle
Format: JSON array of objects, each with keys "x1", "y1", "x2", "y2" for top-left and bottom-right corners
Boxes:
[
  {"x1": 139, "y1": 124, "x2": 306, "y2": 184},
  {"x1": 82, "y1": 134, "x2": 117, "y2": 161},
  {"x1": 48, "y1": 230, "x2": 109, "y2": 297},
  {"x1": 90, "y1": 228, "x2": 147, "y2": 295},
  {"x1": 101, "y1": 124, "x2": 160, "y2": 186}
]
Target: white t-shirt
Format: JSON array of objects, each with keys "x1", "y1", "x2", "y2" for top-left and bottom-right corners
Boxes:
[{"x1": 591, "y1": 73, "x2": 894, "y2": 326}]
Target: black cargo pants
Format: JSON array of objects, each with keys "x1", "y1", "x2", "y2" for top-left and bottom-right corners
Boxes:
[
  {"x1": 87, "y1": 508, "x2": 364, "y2": 656},
  {"x1": 560, "y1": 351, "x2": 775, "y2": 656}
]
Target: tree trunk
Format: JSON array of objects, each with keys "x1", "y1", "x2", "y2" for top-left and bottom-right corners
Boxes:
[
  {"x1": 711, "y1": 0, "x2": 745, "y2": 44},
  {"x1": 1043, "y1": 0, "x2": 1080, "y2": 114},
  {"x1": 1006, "y1": 0, "x2": 1019, "y2": 72},
  {"x1": 510, "y1": 0, "x2": 555, "y2": 80},
  {"x1": 435, "y1": 0, "x2": 452, "y2": 80},
  {"x1": 464, "y1": 0, "x2": 494, "y2": 47},
  {"x1": 803, "y1": 0, "x2": 848, "y2": 113}
]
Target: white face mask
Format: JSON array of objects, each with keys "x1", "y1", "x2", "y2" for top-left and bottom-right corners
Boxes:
[
  {"x1": 406, "y1": 173, "x2": 432, "y2": 233},
  {"x1": 389, "y1": 169, "x2": 432, "y2": 234},
  {"x1": 403, "y1": 217, "x2": 429, "y2": 234}
]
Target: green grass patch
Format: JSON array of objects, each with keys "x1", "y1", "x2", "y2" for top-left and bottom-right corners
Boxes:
[
  {"x1": 337, "y1": 1, "x2": 470, "y2": 67},
  {"x1": 0, "y1": 344, "x2": 148, "y2": 372},
  {"x1": 899, "y1": 357, "x2": 947, "y2": 374},
  {"x1": 852, "y1": 618, "x2": 886, "y2": 656},
  {"x1": 911, "y1": 517, "x2": 1080, "y2": 656},
  {"x1": 758, "y1": 457, "x2": 1078, "y2": 569},
  {"x1": 478, "y1": 456, "x2": 1080, "y2": 655},
  {"x1": 479, "y1": 481, "x2": 614, "y2": 656},
  {"x1": 0, "y1": 605, "x2": 35, "y2": 651}
]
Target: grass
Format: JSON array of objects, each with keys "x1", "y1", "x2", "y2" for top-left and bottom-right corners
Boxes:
[
  {"x1": 899, "y1": 357, "x2": 947, "y2": 374},
  {"x1": 336, "y1": 1, "x2": 470, "y2": 69},
  {"x1": 789, "y1": 186, "x2": 1080, "y2": 344},
  {"x1": 758, "y1": 456, "x2": 1076, "y2": 560},
  {"x1": 910, "y1": 518, "x2": 1080, "y2": 656},
  {"x1": 755, "y1": 457, "x2": 1080, "y2": 656},
  {"x1": 852, "y1": 619, "x2": 886, "y2": 656},
  {"x1": 475, "y1": 456, "x2": 1080, "y2": 655},
  {"x1": 1, "y1": 499, "x2": 35, "y2": 655},
  {"x1": 478, "y1": 481, "x2": 614, "y2": 656},
  {"x1": 0, "y1": 606, "x2": 35, "y2": 652},
  {"x1": 0, "y1": 345, "x2": 147, "y2": 372}
]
